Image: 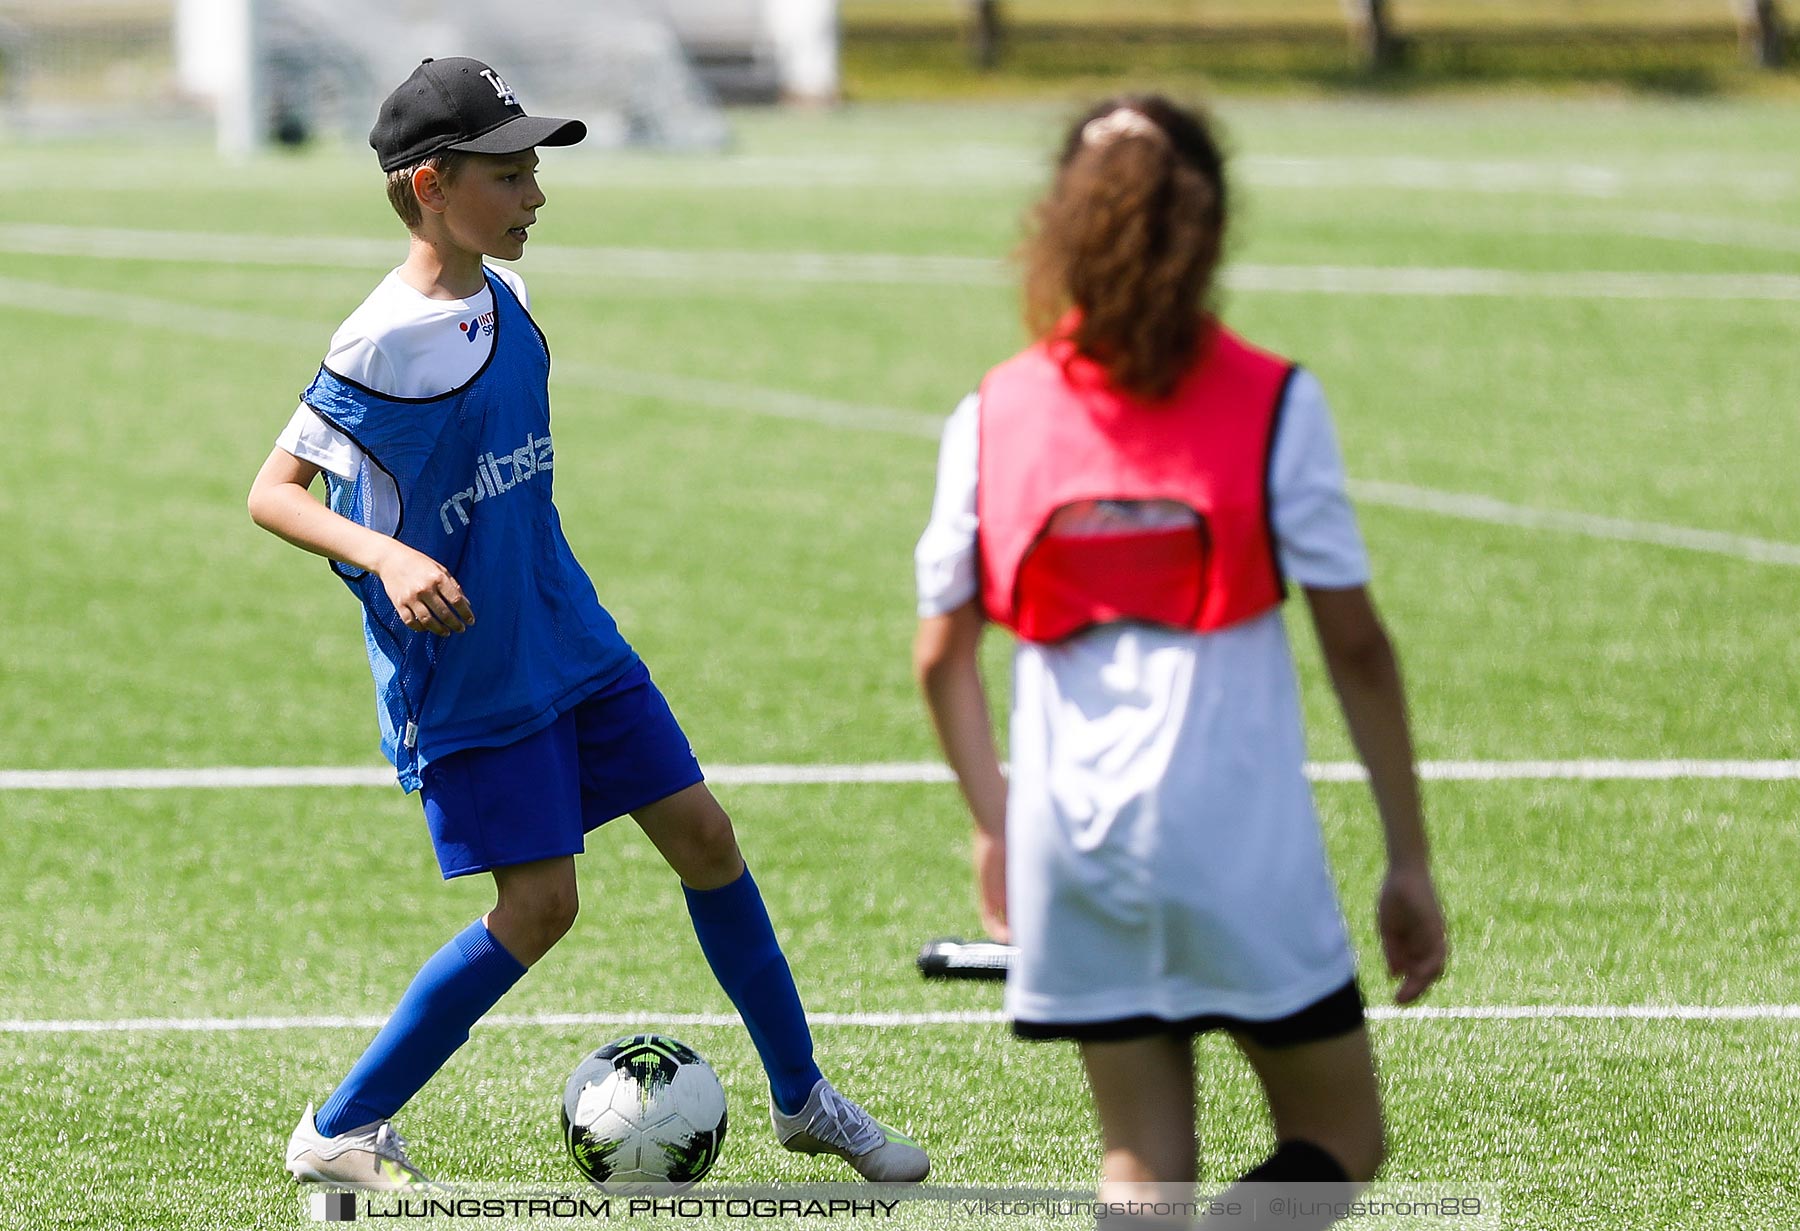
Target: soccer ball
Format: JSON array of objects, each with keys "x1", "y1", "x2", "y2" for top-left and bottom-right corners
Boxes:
[{"x1": 561, "y1": 1034, "x2": 728, "y2": 1190}]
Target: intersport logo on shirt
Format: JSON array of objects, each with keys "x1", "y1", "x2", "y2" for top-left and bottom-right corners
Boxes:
[
  {"x1": 459, "y1": 309, "x2": 497, "y2": 342},
  {"x1": 439, "y1": 432, "x2": 554, "y2": 534}
]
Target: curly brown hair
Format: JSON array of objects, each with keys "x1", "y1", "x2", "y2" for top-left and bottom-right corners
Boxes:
[{"x1": 1022, "y1": 95, "x2": 1229, "y2": 401}]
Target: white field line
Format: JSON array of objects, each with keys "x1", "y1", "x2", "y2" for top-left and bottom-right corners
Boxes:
[
  {"x1": 1347, "y1": 480, "x2": 1800, "y2": 567},
  {"x1": 0, "y1": 225, "x2": 1005, "y2": 286},
  {"x1": 6, "y1": 275, "x2": 1799, "y2": 568},
  {"x1": 1316, "y1": 760, "x2": 1800, "y2": 782},
  {"x1": 546, "y1": 152, "x2": 1630, "y2": 195},
  {"x1": 1369, "y1": 203, "x2": 1800, "y2": 260},
  {"x1": 0, "y1": 277, "x2": 950, "y2": 438},
  {"x1": 7, "y1": 225, "x2": 1800, "y2": 300},
  {"x1": 558, "y1": 360, "x2": 945, "y2": 439},
  {"x1": 11, "y1": 146, "x2": 1780, "y2": 197},
  {"x1": 5, "y1": 1004, "x2": 1800, "y2": 1035},
  {"x1": 401, "y1": 150, "x2": 1800, "y2": 200},
  {"x1": 4, "y1": 761, "x2": 1799, "y2": 792},
  {"x1": 1235, "y1": 154, "x2": 1797, "y2": 202},
  {"x1": 1225, "y1": 264, "x2": 1800, "y2": 302},
  {"x1": 1247, "y1": 156, "x2": 1632, "y2": 197},
  {"x1": 0, "y1": 275, "x2": 302, "y2": 346},
  {"x1": 1601, "y1": 209, "x2": 1800, "y2": 256}
]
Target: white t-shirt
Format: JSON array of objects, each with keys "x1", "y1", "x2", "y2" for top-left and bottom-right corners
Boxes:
[
  {"x1": 274, "y1": 265, "x2": 530, "y2": 536},
  {"x1": 914, "y1": 368, "x2": 1372, "y2": 1026}
]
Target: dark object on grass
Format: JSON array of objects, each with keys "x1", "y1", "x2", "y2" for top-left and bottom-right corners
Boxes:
[{"x1": 917, "y1": 937, "x2": 1016, "y2": 981}]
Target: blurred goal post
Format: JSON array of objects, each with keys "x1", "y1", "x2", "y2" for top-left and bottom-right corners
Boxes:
[
  {"x1": 178, "y1": 0, "x2": 258, "y2": 156},
  {"x1": 0, "y1": 1, "x2": 838, "y2": 149},
  {"x1": 195, "y1": 0, "x2": 747, "y2": 157},
  {"x1": 0, "y1": 1, "x2": 202, "y2": 139},
  {"x1": 193, "y1": 0, "x2": 842, "y2": 158}
]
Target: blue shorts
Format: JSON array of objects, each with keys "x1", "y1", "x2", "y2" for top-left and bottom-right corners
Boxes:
[{"x1": 418, "y1": 660, "x2": 704, "y2": 879}]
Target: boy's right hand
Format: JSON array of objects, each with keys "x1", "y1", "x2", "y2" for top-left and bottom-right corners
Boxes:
[{"x1": 376, "y1": 543, "x2": 476, "y2": 635}]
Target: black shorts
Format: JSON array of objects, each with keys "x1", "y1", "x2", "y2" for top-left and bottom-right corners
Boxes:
[{"x1": 1013, "y1": 978, "x2": 1365, "y2": 1048}]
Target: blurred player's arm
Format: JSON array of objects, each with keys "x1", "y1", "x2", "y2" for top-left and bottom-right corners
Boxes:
[
  {"x1": 914, "y1": 600, "x2": 1009, "y2": 943},
  {"x1": 247, "y1": 447, "x2": 475, "y2": 636},
  {"x1": 1305, "y1": 584, "x2": 1446, "y2": 1004}
]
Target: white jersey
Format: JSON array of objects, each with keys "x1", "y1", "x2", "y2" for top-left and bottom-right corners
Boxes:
[
  {"x1": 274, "y1": 264, "x2": 530, "y2": 537},
  {"x1": 915, "y1": 368, "x2": 1370, "y2": 1027}
]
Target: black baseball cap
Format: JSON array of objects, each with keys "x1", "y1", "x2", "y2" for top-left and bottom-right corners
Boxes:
[{"x1": 370, "y1": 57, "x2": 586, "y2": 173}]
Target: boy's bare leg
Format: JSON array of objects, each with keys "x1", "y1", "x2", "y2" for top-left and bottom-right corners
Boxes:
[
  {"x1": 631, "y1": 784, "x2": 815, "y2": 1110},
  {"x1": 487, "y1": 855, "x2": 580, "y2": 967},
  {"x1": 630, "y1": 784, "x2": 746, "y2": 889}
]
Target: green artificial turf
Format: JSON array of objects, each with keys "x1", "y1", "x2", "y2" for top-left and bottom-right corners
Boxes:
[{"x1": 2, "y1": 98, "x2": 1797, "y2": 1227}]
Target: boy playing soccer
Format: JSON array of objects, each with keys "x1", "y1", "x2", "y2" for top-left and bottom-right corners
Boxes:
[{"x1": 248, "y1": 57, "x2": 928, "y2": 1189}]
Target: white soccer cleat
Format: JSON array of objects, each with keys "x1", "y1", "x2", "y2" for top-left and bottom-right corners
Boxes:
[
  {"x1": 771, "y1": 1079, "x2": 930, "y2": 1183},
  {"x1": 285, "y1": 1103, "x2": 433, "y2": 1190}
]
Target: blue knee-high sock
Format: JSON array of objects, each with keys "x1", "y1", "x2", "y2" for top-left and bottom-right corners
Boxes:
[
  {"x1": 315, "y1": 920, "x2": 527, "y2": 1137},
  {"x1": 684, "y1": 868, "x2": 823, "y2": 1116}
]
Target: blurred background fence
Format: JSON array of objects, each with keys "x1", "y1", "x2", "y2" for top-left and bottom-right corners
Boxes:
[
  {"x1": 840, "y1": 1, "x2": 1793, "y2": 96},
  {"x1": 845, "y1": 1, "x2": 1788, "y2": 73},
  {"x1": 0, "y1": 1, "x2": 1792, "y2": 152}
]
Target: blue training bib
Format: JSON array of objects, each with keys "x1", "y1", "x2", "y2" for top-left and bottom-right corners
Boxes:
[{"x1": 302, "y1": 270, "x2": 635, "y2": 790}]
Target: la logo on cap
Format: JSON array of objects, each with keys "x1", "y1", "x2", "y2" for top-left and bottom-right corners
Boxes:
[{"x1": 479, "y1": 69, "x2": 517, "y2": 106}]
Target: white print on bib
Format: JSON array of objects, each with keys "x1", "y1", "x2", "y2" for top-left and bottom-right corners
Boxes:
[{"x1": 439, "y1": 432, "x2": 554, "y2": 534}]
